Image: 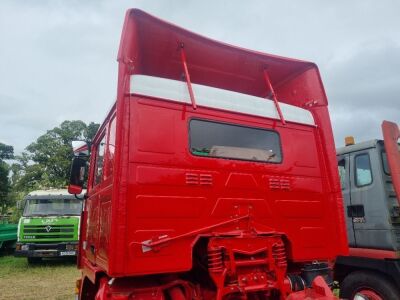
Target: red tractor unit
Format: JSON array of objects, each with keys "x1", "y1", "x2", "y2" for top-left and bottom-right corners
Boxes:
[{"x1": 68, "y1": 9, "x2": 348, "y2": 300}]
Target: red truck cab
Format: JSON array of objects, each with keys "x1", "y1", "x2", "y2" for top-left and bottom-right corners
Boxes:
[{"x1": 69, "y1": 9, "x2": 347, "y2": 300}]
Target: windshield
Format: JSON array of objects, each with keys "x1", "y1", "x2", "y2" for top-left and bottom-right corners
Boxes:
[{"x1": 23, "y1": 198, "x2": 83, "y2": 217}]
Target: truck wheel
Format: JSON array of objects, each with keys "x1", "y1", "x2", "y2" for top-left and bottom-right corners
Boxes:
[
  {"x1": 27, "y1": 257, "x2": 42, "y2": 264},
  {"x1": 340, "y1": 271, "x2": 399, "y2": 300}
]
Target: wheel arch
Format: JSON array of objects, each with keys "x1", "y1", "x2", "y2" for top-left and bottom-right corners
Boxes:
[{"x1": 334, "y1": 256, "x2": 400, "y2": 287}]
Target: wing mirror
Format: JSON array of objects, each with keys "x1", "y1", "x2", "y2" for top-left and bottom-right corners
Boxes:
[{"x1": 68, "y1": 157, "x2": 87, "y2": 195}]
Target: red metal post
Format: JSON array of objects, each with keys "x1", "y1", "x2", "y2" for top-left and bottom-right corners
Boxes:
[
  {"x1": 180, "y1": 44, "x2": 197, "y2": 110},
  {"x1": 263, "y1": 70, "x2": 286, "y2": 125}
]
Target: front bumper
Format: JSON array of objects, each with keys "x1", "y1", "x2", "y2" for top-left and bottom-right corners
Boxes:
[{"x1": 14, "y1": 242, "x2": 78, "y2": 258}]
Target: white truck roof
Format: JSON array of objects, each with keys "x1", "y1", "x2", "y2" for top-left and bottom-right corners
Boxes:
[{"x1": 26, "y1": 189, "x2": 86, "y2": 198}]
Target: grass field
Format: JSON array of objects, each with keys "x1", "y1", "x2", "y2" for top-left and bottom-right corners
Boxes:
[{"x1": 0, "y1": 255, "x2": 79, "y2": 300}]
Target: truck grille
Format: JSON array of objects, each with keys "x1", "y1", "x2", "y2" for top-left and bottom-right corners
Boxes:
[
  {"x1": 24, "y1": 225, "x2": 74, "y2": 233},
  {"x1": 23, "y1": 224, "x2": 75, "y2": 240}
]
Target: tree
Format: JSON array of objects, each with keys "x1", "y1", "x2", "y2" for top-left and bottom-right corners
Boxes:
[
  {"x1": 12, "y1": 120, "x2": 99, "y2": 192},
  {"x1": 0, "y1": 143, "x2": 14, "y2": 215},
  {"x1": 0, "y1": 142, "x2": 13, "y2": 160}
]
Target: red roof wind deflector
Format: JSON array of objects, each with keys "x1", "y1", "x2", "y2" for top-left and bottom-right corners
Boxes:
[
  {"x1": 118, "y1": 9, "x2": 328, "y2": 110},
  {"x1": 382, "y1": 120, "x2": 400, "y2": 206}
]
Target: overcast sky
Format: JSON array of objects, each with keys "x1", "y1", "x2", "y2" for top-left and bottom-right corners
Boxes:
[{"x1": 1, "y1": 0, "x2": 399, "y2": 154}]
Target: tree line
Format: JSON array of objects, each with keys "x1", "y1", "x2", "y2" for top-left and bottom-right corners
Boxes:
[{"x1": 0, "y1": 120, "x2": 99, "y2": 217}]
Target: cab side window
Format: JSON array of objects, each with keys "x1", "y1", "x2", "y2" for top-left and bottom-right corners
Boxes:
[
  {"x1": 94, "y1": 135, "x2": 106, "y2": 186},
  {"x1": 105, "y1": 117, "x2": 116, "y2": 179},
  {"x1": 355, "y1": 153, "x2": 372, "y2": 187},
  {"x1": 337, "y1": 158, "x2": 346, "y2": 189}
]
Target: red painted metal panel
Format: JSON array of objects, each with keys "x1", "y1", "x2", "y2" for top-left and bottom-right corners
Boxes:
[{"x1": 123, "y1": 97, "x2": 343, "y2": 269}]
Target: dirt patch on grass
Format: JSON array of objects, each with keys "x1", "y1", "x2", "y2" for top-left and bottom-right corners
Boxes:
[{"x1": 0, "y1": 255, "x2": 79, "y2": 300}]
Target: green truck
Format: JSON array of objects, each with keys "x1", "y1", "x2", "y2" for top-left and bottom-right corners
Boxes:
[
  {"x1": 15, "y1": 189, "x2": 84, "y2": 263},
  {"x1": 0, "y1": 219, "x2": 17, "y2": 252}
]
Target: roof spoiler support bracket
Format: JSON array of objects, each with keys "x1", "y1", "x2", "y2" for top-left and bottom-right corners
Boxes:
[
  {"x1": 180, "y1": 43, "x2": 197, "y2": 110},
  {"x1": 263, "y1": 70, "x2": 286, "y2": 125}
]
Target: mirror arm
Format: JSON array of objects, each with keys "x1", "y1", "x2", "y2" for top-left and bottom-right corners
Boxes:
[{"x1": 74, "y1": 194, "x2": 85, "y2": 200}]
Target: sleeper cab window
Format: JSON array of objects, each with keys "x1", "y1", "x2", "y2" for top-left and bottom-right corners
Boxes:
[
  {"x1": 355, "y1": 153, "x2": 372, "y2": 187},
  {"x1": 94, "y1": 134, "x2": 106, "y2": 186},
  {"x1": 189, "y1": 119, "x2": 282, "y2": 163}
]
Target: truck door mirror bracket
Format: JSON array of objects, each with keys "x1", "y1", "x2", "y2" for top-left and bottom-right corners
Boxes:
[{"x1": 72, "y1": 140, "x2": 90, "y2": 157}]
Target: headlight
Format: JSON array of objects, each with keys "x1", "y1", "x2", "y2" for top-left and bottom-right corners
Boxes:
[{"x1": 21, "y1": 245, "x2": 29, "y2": 251}]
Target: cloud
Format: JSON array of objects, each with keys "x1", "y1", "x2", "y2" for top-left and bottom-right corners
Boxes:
[{"x1": 325, "y1": 39, "x2": 400, "y2": 145}]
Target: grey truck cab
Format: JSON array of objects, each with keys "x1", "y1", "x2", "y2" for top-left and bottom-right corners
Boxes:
[
  {"x1": 334, "y1": 121, "x2": 400, "y2": 300},
  {"x1": 337, "y1": 139, "x2": 400, "y2": 251}
]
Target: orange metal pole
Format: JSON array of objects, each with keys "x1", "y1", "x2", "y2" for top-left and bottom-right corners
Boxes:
[
  {"x1": 180, "y1": 44, "x2": 197, "y2": 110},
  {"x1": 263, "y1": 70, "x2": 285, "y2": 125}
]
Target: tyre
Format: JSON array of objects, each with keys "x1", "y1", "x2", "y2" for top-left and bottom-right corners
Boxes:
[
  {"x1": 340, "y1": 271, "x2": 399, "y2": 300},
  {"x1": 80, "y1": 277, "x2": 97, "y2": 300},
  {"x1": 27, "y1": 257, "x2": 42, "y2": 264}
]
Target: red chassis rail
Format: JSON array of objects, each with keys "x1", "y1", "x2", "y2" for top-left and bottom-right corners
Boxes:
[
  {"x1": 85, "y1": 274, "x2": 336, "y2": 299},
  {"x1": 93, "y1": 276, "x2": 334, "y2": 300},
  {"x1": 88, "y1": 234, "x2": 336, "y2": 299}
]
